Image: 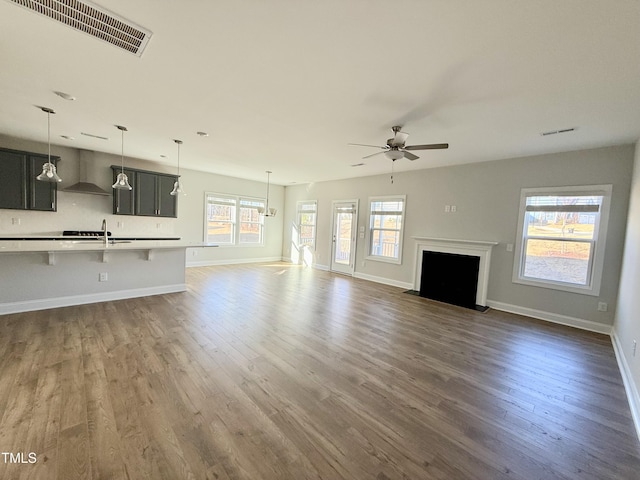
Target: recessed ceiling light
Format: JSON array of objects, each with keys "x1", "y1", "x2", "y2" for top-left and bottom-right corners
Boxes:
[
  {"x1": 60, "y1": 135, "x2": 75, "y2": 140},
  {"x1": 196, "y1": 131, "x2": 209, "y2": 137},
  {"x1": 54, "y1": 91, "x2": 76, "y2": 101},
  {"x1": 160, "y1": 154, "x2": 167, "y2": 158}
]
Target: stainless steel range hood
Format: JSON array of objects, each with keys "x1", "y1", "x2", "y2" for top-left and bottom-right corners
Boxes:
[{"x1": 63, "y1": 150, "x2": 111, "y2": 196}]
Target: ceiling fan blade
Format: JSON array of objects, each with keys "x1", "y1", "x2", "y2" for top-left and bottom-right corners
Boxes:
[
  {"x1": 404, "y1": 143, "x2": 449, "y2": 151},
  {"x1": 348, "y1": 143, "x2": 386, "y2": 149},
  {"x1": 403, "y1": 151, "x2": 419, "y2": 161},
  {"x1": 362, "y1": 150, "x2": 388, "y2": 159},
  {"x1": 390, "y1": 131, "x2": 409, "y2": 146}
]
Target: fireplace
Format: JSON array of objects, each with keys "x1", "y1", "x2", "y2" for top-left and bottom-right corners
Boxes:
[
  {"x1": 413, "y1": 237, "x2": 497, "y2": 309},
  {"x1": 420, "y1": 251, "x2": 480, "y2": 309}
]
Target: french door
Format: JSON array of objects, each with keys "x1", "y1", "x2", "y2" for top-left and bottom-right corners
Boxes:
[{"x1": 330, "y1": 200, "x2": 358, "y2": 275}]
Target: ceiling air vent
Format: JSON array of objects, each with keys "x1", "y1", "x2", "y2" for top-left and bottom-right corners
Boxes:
[
  {"x1": 541, "y1": 127, "x2": 577, "y2": 136},
  {"x1": 7, "y1": 0, "x2": 152, "y2": 56}
]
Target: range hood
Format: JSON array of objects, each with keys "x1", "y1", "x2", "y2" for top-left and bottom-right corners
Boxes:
[{"x1": 63, "y1": 150, "x2": 111, "y2": 196}]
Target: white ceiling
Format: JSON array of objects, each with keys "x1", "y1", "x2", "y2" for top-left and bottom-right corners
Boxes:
[{"x1": 1, "y1": 0, "x2": 639, "y2": 185}]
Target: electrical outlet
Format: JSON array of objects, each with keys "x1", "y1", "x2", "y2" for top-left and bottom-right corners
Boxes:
[
  {"x1": 444, "y1": 205, "x2": 451, "y2": 213},
  {"x1": 12, "y1": 218, "x2": 20, "y2": 225},
  {"x1": 597, "y1": 302, "x2": 608, "y2": 312},
  {"x1": 156, "y1": 223, "x2": 161, "y2": 229},
  {"x1": 506, "y1": 243, "x2": 514, "y2": 252},
  {"x1": 451, "y1": 205, "x2": 457, "y2": 213},
  {"x1": 99, "y1": 272, "x2": 108, "y2": 282},
  {"x1": 117, "y1": 221, "x2": 124, "y2": 228}
]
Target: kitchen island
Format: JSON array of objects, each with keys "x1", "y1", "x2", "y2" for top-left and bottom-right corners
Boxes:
[{"x1": 0, "y1": 238, "x2": 217, "y2": 315}]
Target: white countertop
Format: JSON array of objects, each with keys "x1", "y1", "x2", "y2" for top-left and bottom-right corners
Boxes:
[{"x1": 0, "y1": 239, "x2": 217, "y2": 253}]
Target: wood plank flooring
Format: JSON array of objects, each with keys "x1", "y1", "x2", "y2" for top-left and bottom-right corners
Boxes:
[{"x1": 1, "y1": 262, "x2": 639, "y2": 479}]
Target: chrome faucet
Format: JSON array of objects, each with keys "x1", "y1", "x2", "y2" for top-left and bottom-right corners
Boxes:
[{"x1": 102, "y1": 219, "x2": 108, "y2": 247}]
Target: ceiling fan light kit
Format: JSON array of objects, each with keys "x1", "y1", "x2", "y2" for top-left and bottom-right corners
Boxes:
[{"x1": 385, "y1": 149, "x2": 404, "y2": 161}]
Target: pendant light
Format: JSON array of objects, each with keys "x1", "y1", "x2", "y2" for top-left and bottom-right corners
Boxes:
[
  {"x1": 257, "y1": 170, "x2": 277, "y2": 217},
  {"x1": 36, "y1": 107, "x2": 62, "y2": 182},
  {"x1": 112, "y1": 125, "x2": 132, "y2": 190},
  {"x1": 170, "y1": 139, "x2": 185, "y2": 196}
]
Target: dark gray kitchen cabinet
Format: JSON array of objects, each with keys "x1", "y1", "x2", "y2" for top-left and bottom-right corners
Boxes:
[
  {"x1": 136, "y1": 171, "x2": 177, "y2": 218},
  {"x1": 111, "y1": 168, "x2": 136, "y2": 215},
  {"x1": 0, "y1": 147, "x2": 58, "y2": 211},
  {"x1": 157, "y1": 174, "x2": 177, "y2": 218},
  {"x1": 111, "y1": 166, "x2": 177, "y2": 218}
]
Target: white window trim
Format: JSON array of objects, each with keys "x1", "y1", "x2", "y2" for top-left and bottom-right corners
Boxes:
[
  {"x1": 366, "y1": 195, "x2": 406, "y2": 265},
  {"x1": 203, "y1": 193, "x2": 236, "y2": 245},
  {"x1": 297, "y1": 200, "x2": 318, "y2": 250},
  {"x1": 204, "y1": 192, "x2": 265, "y2": 247},
  {"x1": 238, "y1": 197, "x2": 265, "y2": 246},
  {"x1": 512, "y1": 184, "x2": 612, "y2": 296}
]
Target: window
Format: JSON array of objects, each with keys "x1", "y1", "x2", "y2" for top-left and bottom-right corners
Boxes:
[
  {"x1": 297, "y1": 200, "x2": 317, "y2": 249},
  {"x1": 513, "y1": 185, "x2": 612, "y2": 295},
  {"x1": 239, "y1": 198, "x2": 264, "y2": 245},
  {"x1": 205, "y1": 193, "x2": 265, "y2": 246},
  {"x1": 367, "y1": 195, "x2": 406, "y2": 264}
]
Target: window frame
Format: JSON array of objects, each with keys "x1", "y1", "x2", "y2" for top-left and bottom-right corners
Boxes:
[
  {"x1": 366, "y1": 195, "x2": 406, "y2": 265},
  {"x1": 512, "y1": 184, "x2": 612, "y2": 296},
  {"x1": 204, "y1": 192, "x2": 265, "y2": 247},
  {"x1": 238, "y1": 197, "x2": 265, "y2": 246},
  {"x1": 297, "y1": 200, "x2": 318, "y2": 250}
]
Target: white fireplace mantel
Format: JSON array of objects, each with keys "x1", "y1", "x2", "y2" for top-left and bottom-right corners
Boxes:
[{"x1": 412, "y1": 237, "x2": 498, "y2": 307}]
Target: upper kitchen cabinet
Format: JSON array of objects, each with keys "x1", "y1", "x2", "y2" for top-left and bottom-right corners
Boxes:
[
  {"x1": 0, "y1": 147, "x2": 58, "y2": 211},
  {"x1": 112, "y1": 167, "x2": 136, "y2": 215},
  {"x1": 136, "y1": 171, "x2": 177, "y2": 218},
  {"x1": 111, "y1": 166, "x2": 178, "y2": 218}
]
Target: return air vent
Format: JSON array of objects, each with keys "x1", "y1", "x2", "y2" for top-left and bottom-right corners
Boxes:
[
  {"x1": 7, "y1": 0, "x2": 152, "y2": 56},
  {"x1": 541, "y1": 127, "x2": 576, "y2": 136},
  {"x1": 81, "y1": 132, "x2": 108, "y2": 140}
]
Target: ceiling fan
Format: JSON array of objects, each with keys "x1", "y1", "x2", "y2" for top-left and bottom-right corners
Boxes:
[{"x1": 349, "y1": 126, "x2": 448, "y2": 161}]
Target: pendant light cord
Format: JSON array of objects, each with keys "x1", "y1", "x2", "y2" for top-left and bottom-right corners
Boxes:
[
  {"x1": 266, "y1": 172, "x2": 270, "y2": 209},
  {"x1": 177, "y1": 142, "x2": 180, "y2": 176},
  {"x1": 47, "y1": 111, "x2": 52, "y2": 166},
  {"x1": 120, "y1": 128, "x2": 125, "y2": 174}
]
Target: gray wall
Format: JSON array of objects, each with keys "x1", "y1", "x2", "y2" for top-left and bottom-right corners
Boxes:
[
  {"x1": 613, "y1": 140, "x2": 640, "y2": 422},
  {"x1": 283, "y1": 145, "x2": 634, "y2": 328}
]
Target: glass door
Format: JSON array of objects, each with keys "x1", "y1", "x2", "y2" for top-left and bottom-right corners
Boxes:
[{"x1": 330, "y1": 200, "x2": 358, "y2": 275}]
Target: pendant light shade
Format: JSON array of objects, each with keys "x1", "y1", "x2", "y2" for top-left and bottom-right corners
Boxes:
[
  {"x1": 257, "y1": 170, "x2": 276, "y2": 217},
  {"x1": 36, "y1": 107, "x2": 62, "y2": 183},
  {"x1": 112, "y1": 125, "x2": 132, "y2": 190},
  {"x1": 170, "y1": 139, "x2": 185, "y2": 196}
]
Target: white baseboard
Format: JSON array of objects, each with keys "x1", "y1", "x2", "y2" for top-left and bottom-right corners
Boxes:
[
  {"x1": 611, "y1": 329, "x2": 640, "y2": 442},
  {"x1": 353, "y1": 272, "x2": 413, "y2": 290},
  {"x1": 186, "y1": 256, "x2": 283, "y2": 267},
  {"x1": 486, "y1": 300, "x2": 612, "y2": 335},
  {"x1": 0, "y1": 284, "x2": 187, "y2": 316},
  {"x1": 313, "y1": 264, "x2": 330, "y2": 271}
]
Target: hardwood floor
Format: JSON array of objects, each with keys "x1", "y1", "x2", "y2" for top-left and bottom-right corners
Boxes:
[{"x1": 1, "y1": 262, "x2": 639, "y2": 479}]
